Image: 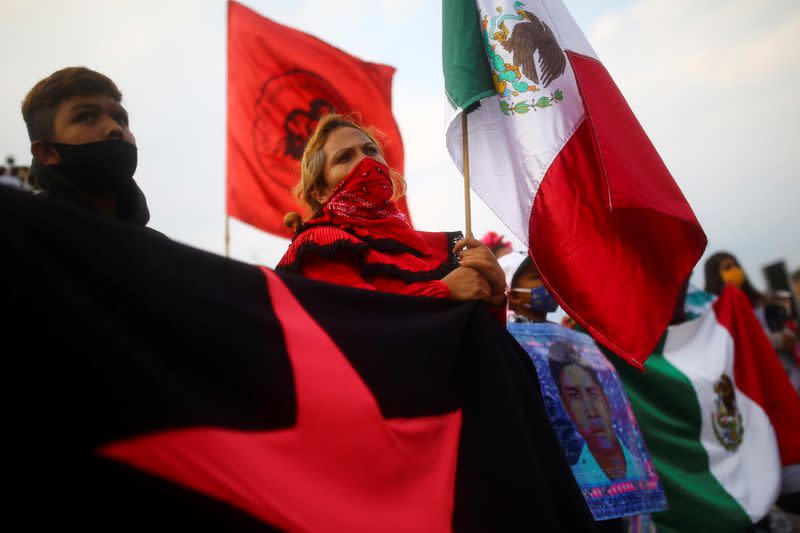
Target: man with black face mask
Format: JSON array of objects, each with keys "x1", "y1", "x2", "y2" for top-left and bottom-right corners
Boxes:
[{"x1": 21, "y1": 66, "x2": 149, "y2": 225}]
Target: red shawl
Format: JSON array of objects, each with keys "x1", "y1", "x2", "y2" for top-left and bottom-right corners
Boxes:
[{"x1": 276, "y1": 158, "x2": 461, "y2": 296}]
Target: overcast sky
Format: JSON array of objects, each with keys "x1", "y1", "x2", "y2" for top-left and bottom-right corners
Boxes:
[{"x1": 1, "y1": 0, "x2": 797, "y2": 291}]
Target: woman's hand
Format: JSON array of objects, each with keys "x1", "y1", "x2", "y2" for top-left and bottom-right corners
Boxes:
[
  {"x1": 453, "y1": 236, "x2": 507, "y2": 305},
  {"x1": 441, "y1": 266, "x2": 493, "y2": 302}
]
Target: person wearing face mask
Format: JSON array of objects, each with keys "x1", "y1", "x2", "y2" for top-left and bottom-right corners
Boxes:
[
  {"x1": 499, "y1": 252, "x2": 558, "y2": 323},
  {"x1": 705, "y1": 252, "x2": 798, "y2": 375},
  {"x1": 276, "y1": 114, "x2": 506, "y2": 309},
  {"x1": 21, "y1": 67, "x2": 149, "y2": 225}
]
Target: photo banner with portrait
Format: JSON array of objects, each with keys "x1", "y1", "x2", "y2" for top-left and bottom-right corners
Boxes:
[{"x1": 509, "y1": 322, "x2": 667, "y2": 520}]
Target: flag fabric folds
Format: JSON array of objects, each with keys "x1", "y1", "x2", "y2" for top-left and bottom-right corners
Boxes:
[
  {"x1": 611, "y1": 286, "x2": 800, "y2": 533},
  {"x1": 227, "y1": 0, "x2": 408, "y2": 237},
  {"x1": 2, "y1": 187, "x2": 594, "y2": 532},
  {"x1": 442, "y1": 0, "x2": 707, "y2": 366}
]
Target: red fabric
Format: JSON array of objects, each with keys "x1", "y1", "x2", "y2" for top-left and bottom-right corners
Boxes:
[
  {"x1": 299, "y1": 254, "x2": 452, "y2": 299},
  {"x1": 529, "y1": 52, "x2": 707, "y2": 368},
  {"x1": 226, "y1": 1, "x2": 408, "y2": 237},
  {"x1": 100, "y1": 269, "x2": 462, "y2": 531},
  {"x1": 277, "y1": 224, "x2": 458, "y2": 277},
  {"x1": 295, "y1": 249, "x2": 512, "y2": 321},
  {"x1": 307, "y1": 157, "x2": 428, "y2": 253},
  {"x1": 277, "y1": 220, "x2": 460, "y2": 301},
  {"x1": 713, "y1": 285, "x2": 800, "y2": 467}
]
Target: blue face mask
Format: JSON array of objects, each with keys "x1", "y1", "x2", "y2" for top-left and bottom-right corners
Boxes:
[
  {"x1": 530, "y1": 285, "x2": 559, "y2": 314},
  {"x1": 513, "y1": 286, "x2": 559, "y2": 314}
]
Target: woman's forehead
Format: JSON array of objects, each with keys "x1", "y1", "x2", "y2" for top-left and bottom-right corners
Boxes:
[{"x1": 323, "y1": 127, "x2": 373, "y2": 154}]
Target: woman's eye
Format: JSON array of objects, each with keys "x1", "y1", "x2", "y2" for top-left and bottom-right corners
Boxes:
[{"x1": 338, "y1": 154, "x2": 351, "y2": 164}]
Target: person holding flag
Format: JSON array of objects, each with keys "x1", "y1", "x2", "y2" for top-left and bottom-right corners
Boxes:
[
  {"x1": 705, "y1": 251, "x2": 799, "y2": 389},
  {"x1": 277, "y1": 114, "x2": 507, "y2": 308},
  {"x1": 608, "y1": 282, "x2": 800, "y2": 532}
]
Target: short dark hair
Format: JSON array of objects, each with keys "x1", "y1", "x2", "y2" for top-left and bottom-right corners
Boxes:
[
  {"x1": 547, "y1": 341, "x2": 600, "y2": 390},
  {"x1": 21, "y1": 67, "x2": 122, "y2": 142},
  {"x1": 511, "y1": 256, "x2": 534, "y2": 288},
  {"x1": 792, "y1": 269, "x2": 800, "y2": 283}
]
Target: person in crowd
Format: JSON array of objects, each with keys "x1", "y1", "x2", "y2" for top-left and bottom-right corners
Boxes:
[
  {"x1": 793, "y1": 269, "x2": 800, "y2": 302},
  {"x1": 21, "y1": 66, "x2": 149, "y2": 225},
  {"x1": 704, "y1": 251, "x2": 764, "y2": 307},
  {"x1": 0, "y1": 159, "x2": 32, "y2": 191},
  {"x1": 276, "y1": 114, "x2": 505, "y2": 308},
  {"x1": 705, "y1": 251, "x2": 798, "y2": 387},
  {"x1": 500, "y1": 251, "x2": 558, "y2": 323},
  {"x1": 610, "y1": 279, "x2": 800, "y2": 532},
  {"x1": 480, "y1": 231, "x2": 513, "y2": 258}
]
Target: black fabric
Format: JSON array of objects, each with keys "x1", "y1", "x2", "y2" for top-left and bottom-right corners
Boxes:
[
  {"x1": 777, "y1": 492, "x2": 800, "y2": 514},
  {"x1": 33, "y1": 156, "x2": 150, "y2": 225},
  {"x1": 1, "y1": 186, "x2": 595, "y2": 532},
  {"x1": 49, "y1": 139, "x2": 138, "y2": 194}
]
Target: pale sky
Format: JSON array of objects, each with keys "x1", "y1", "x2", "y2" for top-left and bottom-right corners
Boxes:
[{"x1": 1, "y1": 0, "x2": 798, "y2": 292}]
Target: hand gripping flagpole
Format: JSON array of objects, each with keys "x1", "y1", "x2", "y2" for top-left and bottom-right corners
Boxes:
[{"x1": 461, "y1": 111, "x2": 473, "y2": 239}]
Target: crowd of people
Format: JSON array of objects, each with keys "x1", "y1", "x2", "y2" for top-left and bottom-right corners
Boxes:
[{"x1": 4, "y1": 65, "x2": 799, "y2": 533}]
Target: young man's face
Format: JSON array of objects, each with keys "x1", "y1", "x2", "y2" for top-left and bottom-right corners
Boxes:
[
  {"x1": 558, "y1": 364, "x2": 616, "y2": 454},
  {"x1": 52, "y1": 94, "x2": 135, "y2": 146}
]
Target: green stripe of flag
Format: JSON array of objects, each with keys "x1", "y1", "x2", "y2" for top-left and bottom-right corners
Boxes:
[
  {"x1": 442, "y1": 0, "x2": 495, "y2": 110},
  {"x1": 611, "y1": 343, "x2": 752, "y2": 533}
]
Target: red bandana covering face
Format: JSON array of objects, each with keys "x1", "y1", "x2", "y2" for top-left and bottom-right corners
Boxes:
[
  {"x1": 311, "y1": 157, "x2": 430, "y2": 254},
  {"x1": 325, "y1": 157, "x2": 406, "y2": 224}
]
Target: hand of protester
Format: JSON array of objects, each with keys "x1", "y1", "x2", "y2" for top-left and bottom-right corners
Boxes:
[
  {"x1": 453, "y1": 236, "x2": 507, "y2": 305},
  {"x1": 441, "y1": 266, "x2": 493, "y2": 303}
]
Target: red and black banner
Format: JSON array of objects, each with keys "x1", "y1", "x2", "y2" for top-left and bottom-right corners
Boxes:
[
  {"x1": 2, "y1": 187, "x2": 593, "y2": 532},
  {"x1": 227, "y1": 1, "x2": 408, "y2": 238}
]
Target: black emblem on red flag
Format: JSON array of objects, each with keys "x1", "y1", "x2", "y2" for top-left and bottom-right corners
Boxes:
[{"x1": 252, "y1": 70, "x2": 346, "y2": 177}]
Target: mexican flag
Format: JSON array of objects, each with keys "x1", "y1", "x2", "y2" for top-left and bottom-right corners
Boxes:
[
  {"x1": 613, "y1": 286, "x2": 800, "y2": 533},
  {"x1": 442, "y1": 0, "x2": 707, "y2": 366}
]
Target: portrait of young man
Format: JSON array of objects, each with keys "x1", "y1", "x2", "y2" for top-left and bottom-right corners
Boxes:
[{"x1": 547, "y1": 341, "x2": 644, "y2": 484}]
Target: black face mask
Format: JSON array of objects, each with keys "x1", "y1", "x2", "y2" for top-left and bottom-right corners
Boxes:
[
  {"x1": 35, "y1": 139, "x2": 149, "y2": 226},
  {"x1": 48, "y1": 139, "x2": 138, "y2": 194}
]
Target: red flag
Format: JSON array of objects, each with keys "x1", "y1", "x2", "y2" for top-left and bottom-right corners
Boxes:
[{"x1": 227, "y1": 1, "x2": 408, "y2": 237}]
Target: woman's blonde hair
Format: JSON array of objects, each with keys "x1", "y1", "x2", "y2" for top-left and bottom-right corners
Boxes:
[{"x1": 283, "y1": 113, "x2": 406, "y2": 232}]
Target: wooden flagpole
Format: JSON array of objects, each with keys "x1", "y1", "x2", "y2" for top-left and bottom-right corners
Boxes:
[
  {"x1": 461, "y1": 112, "x2": 473, "y2": 238},
  {"x1": 224, "y1": 215, "x2": 230, "y2": 258}
]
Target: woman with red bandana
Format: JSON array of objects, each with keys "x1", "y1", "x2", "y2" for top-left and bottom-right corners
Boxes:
[{"x1": 277, "y1": 114, "x2": 506, "y2": 308}]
